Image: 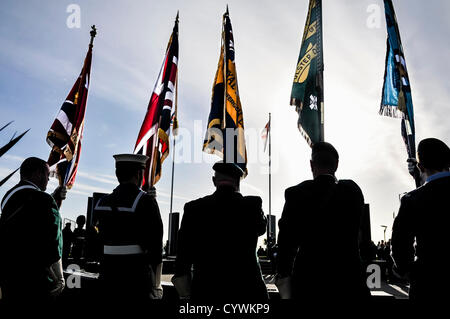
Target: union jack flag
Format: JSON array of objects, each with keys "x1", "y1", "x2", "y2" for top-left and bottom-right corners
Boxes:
[
  {"x1": 134, "y1": 14, "x2": 179, "y2": 188},
  {"x1": 46, "y1": 26, "x2": 96, "y2": 189}
]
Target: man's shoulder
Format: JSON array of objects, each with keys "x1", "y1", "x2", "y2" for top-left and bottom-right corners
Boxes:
[
  {"x1": 185, "y1": 194, "x2": 214, "y2": 209},
  {"x1": 242, "y1": 195, "x2": 262, "y2": 206},
  {"x1": 136, "y1": 190, "x2": 158, "y2": 205},
  {"x1": 401, "y1": 184, "x2": 427, "y2": 202},
  {"x1": 337, "y1": 179, "x2": 362, "y2": 192},
  {"x1": 14, "y1": 182, "x2": 55, "y2": 204},
  {"x1": 95, "y1": 192, "x2": 113, "y2": 207},
  {"x1": 3, "y1": 181, "x2": 37, "y2": 199},
  {"x1": 285, "y1": 180, "x2": 314, "y2": 195}
]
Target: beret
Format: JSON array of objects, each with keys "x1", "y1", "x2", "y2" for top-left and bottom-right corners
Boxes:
[{"x1": 213, "y1": 161, "x2": 244, "y2": 179}]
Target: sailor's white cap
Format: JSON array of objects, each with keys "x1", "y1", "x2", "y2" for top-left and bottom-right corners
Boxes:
[{"x1": 113, "y1": 154, "x2": 149, "y2": 169}]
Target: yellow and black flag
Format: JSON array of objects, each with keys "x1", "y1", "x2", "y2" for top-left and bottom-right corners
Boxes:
[{"x1": 203, "y1": 7, "x2": 247, "y2": 176}]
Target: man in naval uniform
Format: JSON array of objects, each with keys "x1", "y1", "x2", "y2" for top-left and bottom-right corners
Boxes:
[
  {"x1": 0, "y1": 157, "x2": 66, "y2": 302},
  {"x1": 94, "y1": 154, "x2": 163, "y2": 301},
  {"x1": 172, "y1": 162, "x2": 268, "y2": 300}
]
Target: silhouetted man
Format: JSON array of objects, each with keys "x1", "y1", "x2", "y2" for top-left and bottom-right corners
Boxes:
[
  {"x1": 62, "y1": 222, "x2": 73, "y2": 264},
  {"x1": 172, "y1": 162, "x2": 268, "y2": 300},
  {"x1": 0, "y1": 157, "x2": 66, "y2": 302},
  {"x1": 392, "y1": 138, "x2": 450, "y2": 301},
  {"x1": 276, "y1": 142, "x2": 369, "y2": 300},
  {"x1": 71, "y1": 215, "x2": 87, "y2": 263},
  {"x1": 94, "y1": 154, "x2": 163, "y2": 301}
]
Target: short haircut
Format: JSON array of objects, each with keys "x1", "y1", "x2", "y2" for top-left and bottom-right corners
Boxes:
[
  {"x1": 20, "y1": 157, "x2": 48, "y2": 180},
  {"x1": 418, "y1": 138, "x2": 450, "y2": 171},
  {"x1": 115, "y1": 164, "x2": 142, "y2": 184},
  {"x1": 76, "y1": 215, "x2": 86, "y2": 225},
  {"x1": 311, "y1": 142, "x2": 339, "y2": 171}
]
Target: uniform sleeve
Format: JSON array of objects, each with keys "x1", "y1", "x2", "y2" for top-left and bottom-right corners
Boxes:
[
  {"x1": 391, "y1": 194, "x2": 416, "y2": 275},
  {"x1": 276, "y1": 188, "x2": 299, "y2": 278},
  {"x1": 245, "y1": 196, "x2": 267, "y2": 236},
  {"x1": 174, "y1": 202, "x2": 195, "y2": 277},
  {"x1": 140, "y1": 196, "x2": 163, "y2": 268},
  {"x1": 41, "y1": 195, "x2": 63, "y2": 266}
]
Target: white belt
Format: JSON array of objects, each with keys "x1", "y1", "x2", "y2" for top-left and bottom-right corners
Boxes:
[{"x1": 103, "y1": 244, "x2": 144, "y2": 255}]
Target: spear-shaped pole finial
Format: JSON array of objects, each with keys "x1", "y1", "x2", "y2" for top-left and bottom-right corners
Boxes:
[
  {"x1": 90, "y1": 25, "x2": 97, "y2": 46},
  {"x1": 176, "y1": 10, "x2": 179, "y2": 23},
  {"x1": 226, "y1": 5, "x2": 229, "y2": 16}
]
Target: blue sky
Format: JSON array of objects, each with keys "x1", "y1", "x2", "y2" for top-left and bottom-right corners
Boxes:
[{"x1": 1, "y1": 0, "x2": 449, "y2": 243}]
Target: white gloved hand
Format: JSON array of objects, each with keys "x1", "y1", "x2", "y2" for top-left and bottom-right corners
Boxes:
[
  {"x1": 147, "y1": 186, "x2": 157, "y2": 199},
  {"x1": 407, "y1": 158, "x2": 418, "y2": 176},
  {"x1": 48, "y1": 258, "x2": 65, "y2": 296},
  {"x1": 149, "y1": 263, "x2": 163, "y2": 299},
  {"x1": 171, "y1": 274, "x2": 192, "y2": 299},
  {"x1": 275, "y1": 276, "x2": 293, "y2": 299},
  {"x1": 52, "y1": 186, "x2": 67, "y2": 201}
]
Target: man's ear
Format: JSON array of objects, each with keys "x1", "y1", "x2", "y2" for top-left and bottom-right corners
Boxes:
[
  {"x1": 335, "y1": 159, "x2": 339, "y2": 171},
  {"x1": 212, "y1": 176, "x2": 216, "y2": 187},
  {"x1": 137, "y1": 169, "x2": 144, "y2": 186}
]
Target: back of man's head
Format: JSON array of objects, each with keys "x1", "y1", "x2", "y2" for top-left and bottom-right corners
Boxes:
[
  {"x1": 20, "y1": 157, "x2": 48, "y2": 181},
  {"x1": 76, "y1": 215, "x2": 86, "y2": 227},
  {"x1": 417, "y1": 138, "x2": 450, "y2": 171},
  {"x1": 115, "y1": 164, "x2": 141, "y2": 184},
  {"x1": 311, "y1": 142, "x2": 339, "y2": 173}
]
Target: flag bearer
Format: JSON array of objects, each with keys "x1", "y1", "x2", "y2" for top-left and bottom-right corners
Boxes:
[
  {"x1": 0, "y1": 157, "x2": 66, "y2": 302},
  {"x1": 172, "y1": 162, "x2": 268, "y2": 300},
  {"x1": 94, "y1": 154, "x2": 163, "y2": 300}
]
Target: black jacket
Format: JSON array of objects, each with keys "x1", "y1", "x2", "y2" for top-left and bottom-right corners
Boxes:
[
  {"x1": 175, "y1": 187, "x2": 268, "y2": 300},
  {"x1": 277, "y1": 175, "x2": 369, "y2": 299},
  {"x1": 0, "y1": 180, "x2": 62, "y2": 299},
  {"x1": 392, "y1": 175, "x2": 450, "y2": 301}
]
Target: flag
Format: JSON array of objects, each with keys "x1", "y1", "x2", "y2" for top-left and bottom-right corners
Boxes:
[
  {"x1": 380, "y1": 0, "x2": 416, "y2": 163},
  {"x1": 290, "y1": 0, "x2": 324, "y2": 147},
  {"x1": 203, "y1": 7, "x2": 248, "y2": 176},
  {"x1": 134, "y1": 14, "x2": 179, "y2": 188},
  {"x1": 46, "y1": 26, "x2": 96, "y2": 189},
  {"x1": 261, "y1": 120, "x2": 270, "y2": 152}
]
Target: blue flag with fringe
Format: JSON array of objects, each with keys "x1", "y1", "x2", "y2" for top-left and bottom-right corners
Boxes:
[{"x1": 380, "y1": 0, "x2": 416, "y2": 161}]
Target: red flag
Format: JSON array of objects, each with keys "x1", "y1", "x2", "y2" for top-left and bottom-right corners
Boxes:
[
  {"x1": 46, "y1": 26, "x2": 96, "y2": 189},
  {"x1": 134, "y1": 15, "x2": 179, "y2": 188}
]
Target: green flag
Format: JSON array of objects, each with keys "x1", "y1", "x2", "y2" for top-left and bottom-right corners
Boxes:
[{"x1": 290, "y1": 0, "x2": 324, "y2": 146}]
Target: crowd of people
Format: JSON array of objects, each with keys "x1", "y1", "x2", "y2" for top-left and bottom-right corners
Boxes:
[{"x1": 0, "y1": 137, "x2": 448, "y2": 303}]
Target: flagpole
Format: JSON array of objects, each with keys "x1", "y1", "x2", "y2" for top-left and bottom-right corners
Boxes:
[
  {"x1": 222, "y1": 8, "x2": 228, "y2": 163},
  {"x1": 170, "y1": 37, "x2": 179, "y2": 215},
  {"x1": 268, "y1": 113, "x2": 272, "y2": 239},
  {"x1": 318, "y1": 1, "x2": 324, "y2": 142},
  {"x1": 170, "y1": 135, "x2": 176, "y2": 215}
]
